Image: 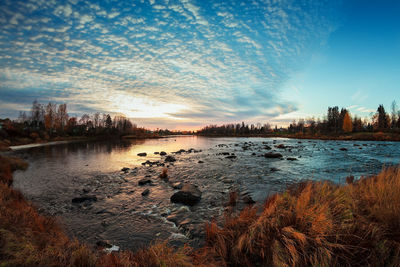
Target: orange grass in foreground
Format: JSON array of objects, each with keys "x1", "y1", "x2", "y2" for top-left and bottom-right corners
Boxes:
[
  {"x1": 1, "y1": 154, "x2": 400, "y2": 266},
  {"x1": 0, "y1": 155, "x2": 192, "y2": 266},
  {"x1": 196, "y1": 168, "x2": 400, "y2": 266}
]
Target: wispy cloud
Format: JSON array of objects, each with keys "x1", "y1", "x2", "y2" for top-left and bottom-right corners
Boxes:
[{"x1": 0, "y1": 0, "x2": 341, "y2": 128}]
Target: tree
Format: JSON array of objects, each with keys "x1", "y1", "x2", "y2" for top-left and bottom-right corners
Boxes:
[
  {"x1": 56, "y1": 104, "x2": 68, "y2": 132},
  {"x1": 327, "y1": 106, "x2": 340, "y2": 133},
  {"x1": 45, "y1": 102, "x2": 57, "y2": 132},
  {"x1": 375, "y1": 104, "x2": 389, "y2": 131},
  {"x1": 105, "y1": 114, "x2": 112, "y2": 129},
  {"x1": 342, "y1": 111, "x2": 353, "y2": 133},
  {"x1": 391, "y1": 101, "x2": 398, "y2": 129},
  {"x1": 31, "y1": 100, "x2": 44, "y2": 128}
]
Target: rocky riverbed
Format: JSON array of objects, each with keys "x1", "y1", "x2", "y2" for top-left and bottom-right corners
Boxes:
[{"x1": 9, "y1": 136, "x2": 400, "y2": 251}]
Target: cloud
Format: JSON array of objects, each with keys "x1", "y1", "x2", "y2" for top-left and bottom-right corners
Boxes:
[
  {"x1": 108, "y1": 12, "x2": 120, "y2": 19},
  {"x1": 80, "y1": 14, "x2": 93, "y2": 24},
  {"x1": 9, "y1": 13, "x2": 24, "y2": 25},
  {"x1": 0, "y1": 0, "x2": 341, "y2": 128},
  {"x1": 54, "y1": 4, "x2": 72, "y2": 18}
]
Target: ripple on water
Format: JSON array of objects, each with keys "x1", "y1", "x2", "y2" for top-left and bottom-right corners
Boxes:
[{"x1": 10, "y1": 136, "x2": 400, "y2": 250}]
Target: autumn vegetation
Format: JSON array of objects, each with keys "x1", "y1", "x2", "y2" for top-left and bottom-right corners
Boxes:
[
  {"x1": 0, "y1": 155, "x2": 193, "y2": 266},
  {"x1": 1, "y1": 153, "x2": 400, "y2": 266},
  {"x1": 0, "y1": 101, "x2": 189, "y2": 149},
  {"x1": 198, "y1": 102, "x2": 400, "y2": 140}
]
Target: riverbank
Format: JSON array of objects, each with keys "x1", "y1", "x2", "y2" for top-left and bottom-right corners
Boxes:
[
  {"x1": 0, "y1": 133, "x2": 167, "y2": 152},
  {"x1": 198, "y1": 131, "x2": 400, "y2": 142},
  {"x1": 0, "y1": 155, "x2": 192, "y2": 266},
  {"x1": 1, "y1": 154, "x2": 400, "y2": 266}
]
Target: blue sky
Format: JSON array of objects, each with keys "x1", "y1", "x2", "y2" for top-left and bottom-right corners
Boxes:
[{"x1": 0, "y1": 0, "x2": 399, "y2": 130}]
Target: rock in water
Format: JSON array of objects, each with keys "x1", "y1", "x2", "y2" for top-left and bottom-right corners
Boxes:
[
  {"x1": 160, "y1": 151, "x2": 167, "y2": 156},
  {"x1": 138, "y1": 178, "x2": 152, "y2": 186},
  {"x1": 137, "y1": 152, "x2": 147, "y2": 156},
  {"x1": 264, "y1": 152, "x2": 283, "y2": 158},
  {"x1": 141, "y1": 189, "x2": 150, "y2": 196},
  {"x1": 171, "y1": 184, "x2": 202, "y2": 206},
  {"x1": 164, "y1": 155, "x2": 176, "y2": 162}
]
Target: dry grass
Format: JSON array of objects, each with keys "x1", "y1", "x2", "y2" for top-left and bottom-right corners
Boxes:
[
  {"x1": 0, "y1": 156, "x2": 192, "y2": 267},
  {"x1": 2, "y1": 154, "x2": 400, "y2": 266},
  {"x1": 159, "y1": 168, "x2": 168, "y2": 180},
  {"x1": 0, "y1": 155, "x2": 28, "y2": 185},
  {"x1": 195, "y1": 167, "x2": 400, "y2": 266}
]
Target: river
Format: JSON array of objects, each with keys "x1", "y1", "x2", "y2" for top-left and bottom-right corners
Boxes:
[{"x1": 8, "y1": 136, "x2": 400, "y2": 250}]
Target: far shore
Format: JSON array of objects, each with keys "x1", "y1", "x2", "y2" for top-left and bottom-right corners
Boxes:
[
  {"x1": 2, "y1": 131, "x2": 400, "y2": 152},
  {"x1": 197, "y1": 131, "x2": 400, "y2": 142}
]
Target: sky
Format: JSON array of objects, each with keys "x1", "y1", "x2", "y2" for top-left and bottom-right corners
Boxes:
[{"x1": 0, "y1": 0, "x2": 399, "y2": 130}]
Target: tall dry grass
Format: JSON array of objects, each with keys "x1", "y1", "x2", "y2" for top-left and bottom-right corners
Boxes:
[
  {"x1": 195, "y1": 167, "x2": 400, "y2": 266},
  {"x1": 0, "y1": 156, "x2": 192, "y2": 267},
  {"x1": 2, "y1": 153, "x2": 400, "y2": 266}
]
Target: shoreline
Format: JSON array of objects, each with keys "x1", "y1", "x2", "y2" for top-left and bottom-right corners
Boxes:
[
  {"x1": 197, "y1": 132, "x2": 400, "y2": 142},
  {"x1": 1, "y1": 134, "x2": 169, "y2": 151}
]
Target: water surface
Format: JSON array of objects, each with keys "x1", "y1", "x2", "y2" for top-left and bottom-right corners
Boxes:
[{"x1": 10, "y1": 136, "x2": 400, "y2": 250}]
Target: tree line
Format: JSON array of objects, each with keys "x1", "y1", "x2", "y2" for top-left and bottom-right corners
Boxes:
[
  {"x1": 198, "y1": 102, "x2": 400, "y2": 136},
  {"x1": 1, "y1": 100, "x2": 149, "y2": 142}
]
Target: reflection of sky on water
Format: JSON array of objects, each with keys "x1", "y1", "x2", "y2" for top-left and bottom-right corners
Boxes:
[{"x1": 9, "y1": 136, "x2": 400, "y2": 250}]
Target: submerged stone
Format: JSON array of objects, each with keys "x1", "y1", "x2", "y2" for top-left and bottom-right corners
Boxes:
[
  {"x1": 170, "y1": 184, "x2": 202, "y2": 206},
  {"x1": 264, "y1": 152, "x2": 283, "y2": 158},
  {"x1": 164, "y1": 155, "x2": 176, "y2": 162}
]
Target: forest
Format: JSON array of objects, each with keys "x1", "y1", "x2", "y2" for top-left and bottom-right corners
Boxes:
[
  {"x1": 0, "y1": 101, "x2": 155, "y2": 146},
  {"x1": 198, "y1": 102, "x2": 400, "y2": 137}
]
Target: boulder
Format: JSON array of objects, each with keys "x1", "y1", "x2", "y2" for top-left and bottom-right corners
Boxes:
[
  {"x1": 121, "y1": 167, "x2": 130, "y2": 172},
  {"x1": 264, "y1": 152, "x2": 283, "y2": 158},
  {"x1": 165, "y1": 155, "x2": 176, "y2": 162},
  {"x1": 160, "y1": 151, "x2": 167, "y2": 156},
  {"x1": 275, "y1": 144, "x2": 286, "y2": 149},
  {"x1": 286, "y1": 157, "x2": 298, "y2": 161},
  {"x1": 171, "y1": 184, "x2": 202, "y2": 206},
  {"x1": 137, "y1": 152, "x2": 147, "y2": 157}
]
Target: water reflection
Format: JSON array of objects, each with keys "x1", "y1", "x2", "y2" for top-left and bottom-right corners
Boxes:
[{"x1": 9, "y1": 136, "x2": 400, "y2": 250}]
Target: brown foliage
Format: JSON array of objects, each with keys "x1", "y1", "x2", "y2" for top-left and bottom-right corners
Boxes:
[
  {"x1": 196, "y1": 167, "x2": 400, "y2": 266},
  {"x1": 2, "y1": 154, "x2": 400, "y2": 266},
  {"x1": 159, "y1": 168, "x2": 168, "y2": 179}
]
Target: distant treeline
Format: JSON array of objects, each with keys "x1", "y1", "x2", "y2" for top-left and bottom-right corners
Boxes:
[
  {"x1": 0, "y1": 101, "x2": 156, "y2": 143},
  {"x1": 198, "y1": 102, "x2": 400, "y2": 136}
]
